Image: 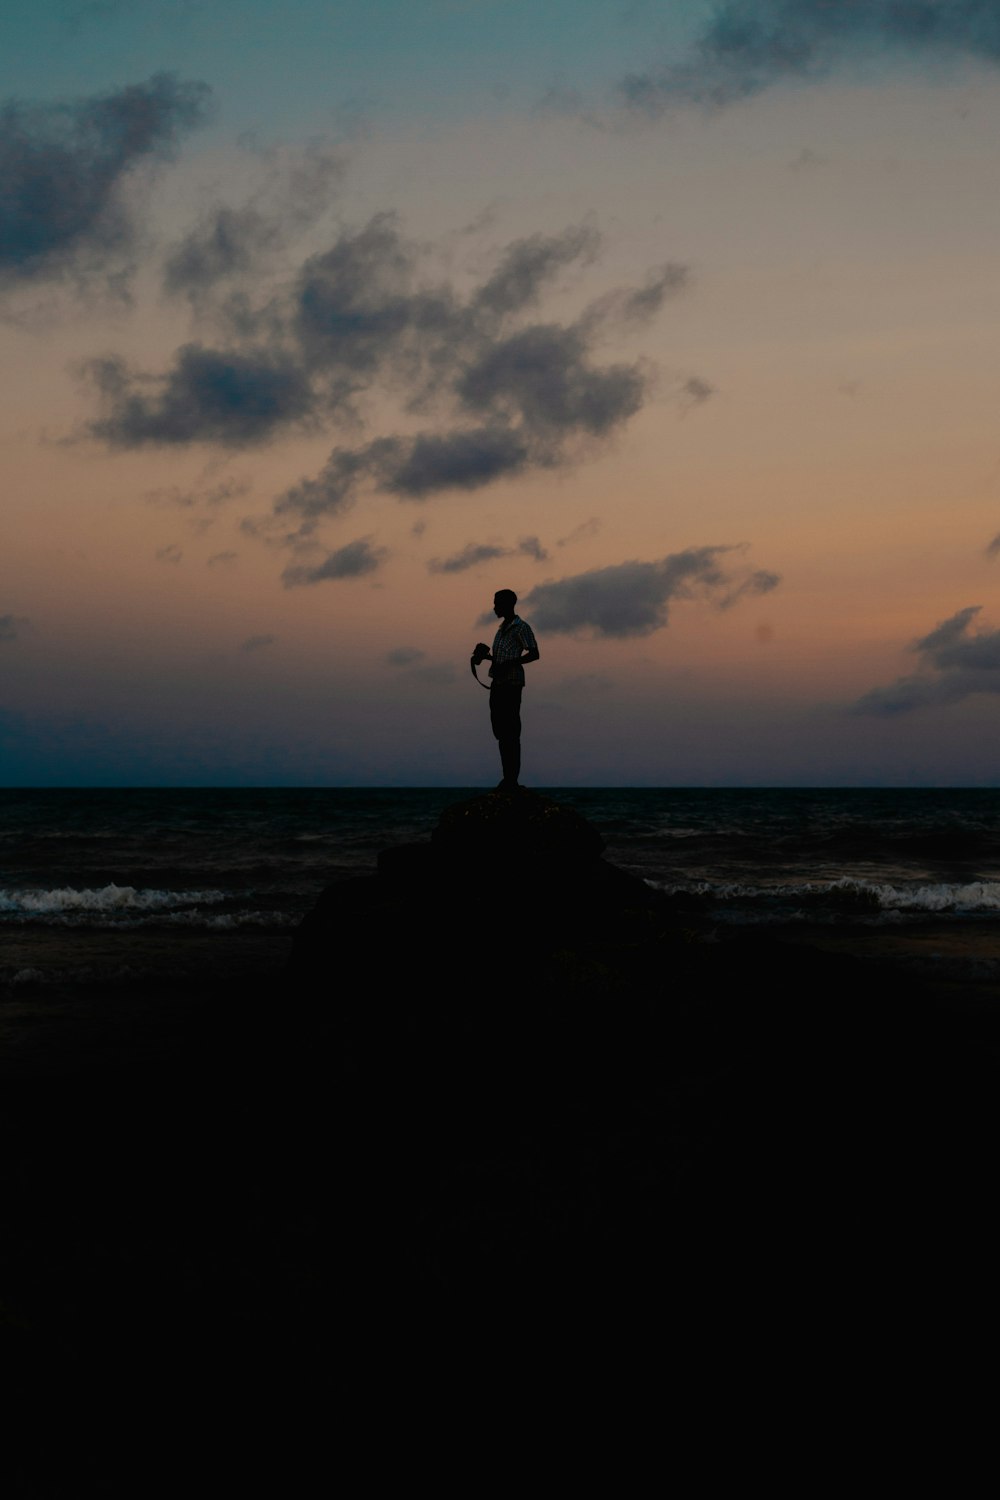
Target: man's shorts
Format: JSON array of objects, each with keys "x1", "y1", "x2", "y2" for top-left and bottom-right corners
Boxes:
[{"x1": 489, "y1": 683, "x2": 522, "y2": 741}]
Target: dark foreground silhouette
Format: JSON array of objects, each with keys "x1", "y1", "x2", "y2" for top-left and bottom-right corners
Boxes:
[{"x1": 3, "y1": 788, "x2": 999, "y2": 1486}]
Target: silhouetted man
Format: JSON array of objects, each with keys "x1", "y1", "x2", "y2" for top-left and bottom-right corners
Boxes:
[{"x1": 481, "y1": 589, "x2": 539, "y2": 790}]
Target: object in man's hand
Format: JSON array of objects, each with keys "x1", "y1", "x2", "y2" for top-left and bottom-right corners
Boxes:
[{"x1": 471, "y1": 642, "x2": 491, "y2": 664}]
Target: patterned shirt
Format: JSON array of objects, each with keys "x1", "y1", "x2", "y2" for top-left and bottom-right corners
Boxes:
[{"x1": 490, "y1": 615, "x2": 538, "y2": 688}]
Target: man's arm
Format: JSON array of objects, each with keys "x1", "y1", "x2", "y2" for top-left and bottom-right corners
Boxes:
[
  {"x1": 517, "y1": 622, "x2": 539, "y2": 667},
  {"x1": 487, "y1": 645, "x2": 538, "y2": 677},
  {"x1": 482, "y1": 645, "x2": 538, "y2": 663}
]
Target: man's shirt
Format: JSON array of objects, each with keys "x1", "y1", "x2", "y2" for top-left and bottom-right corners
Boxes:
[{"x1": 491, "y1": 615, "x2": 538, "y2": 688}]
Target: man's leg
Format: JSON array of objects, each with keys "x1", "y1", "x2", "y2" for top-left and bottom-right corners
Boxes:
[
  {"x1": 490, "y1": 685, "x2": 523, "y2": 788},
  {"x1": 501, "y1": 726, "x2": 521, "y2": 787}
]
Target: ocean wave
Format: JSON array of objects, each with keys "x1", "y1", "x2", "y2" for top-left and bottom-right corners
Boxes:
[
  {"x1": 116, "y1": 909, "x2": 300, "y2": 930},
  {"x1": 869, "y1": 880, "x2": 1000, "y2": 913},
  {"x1": 647, "y1": 875, "x2": 1000, "y2": 916},
  {"x1": 0, "y1": 883, "x2": 228, "y2": 916}
]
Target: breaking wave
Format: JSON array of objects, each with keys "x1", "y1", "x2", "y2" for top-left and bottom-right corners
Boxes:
[
  {"x1": 648, "y1": 876, "x2": 1000, "y2": 921},
  {"x1": 0, "y1": 884, "x2": 228, "y2": 916},
  {"x1": 869, "y1": 880, "x2": 1000, "y2": 913}
]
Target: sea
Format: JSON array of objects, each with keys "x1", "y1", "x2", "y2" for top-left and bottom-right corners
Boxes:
[{"x1": 4, "y1": 786, "x2": 1000, "y2": 995}]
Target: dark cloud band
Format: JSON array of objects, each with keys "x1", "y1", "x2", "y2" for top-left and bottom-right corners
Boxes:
[
  {"x1": 427, "y1": 536, "x2": 549, "y2": 574},
  {"x1": 621, "y1": 1, "x2": 1000, "y2": 115},
  {"x1": 855, "y1": 605, "x2": 1000, "y2": 714},
  {"x1": 281, "y1": 536, "x2": 387, "y2": 588},
  {"x1": 86, "y1": 345, "x2": 315, "y2": 447},
  {"x1": 0, "y1": 74, "x2": 210, "y2": 289},
  {"x1": 522, "y1": 546, "x2": 780, "y2": 638}
]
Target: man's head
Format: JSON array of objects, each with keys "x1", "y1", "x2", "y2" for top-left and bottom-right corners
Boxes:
[{"x1": 494, "y1": 589, "x2": 517, "y2": 619}]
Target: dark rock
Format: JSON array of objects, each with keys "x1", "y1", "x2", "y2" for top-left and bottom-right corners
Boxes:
[
  {"x1": 289, "y1": 789, "x2": 661, "y2": 995},
  {"x1": 432, "y1": 787, "x2": 604, "y2": 868},
  {"x1": 283, "y1": 789, "x2": 1000, "y2": 1318}
]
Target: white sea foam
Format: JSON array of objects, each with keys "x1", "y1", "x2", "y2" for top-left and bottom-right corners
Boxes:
[
  {"x1": 869, "y1": 880, "x2": 1000, "y2": 913},
  {"x1": 0, "y1": 883, "x2": 228, "y2": 916},
  {"x1": 647, "y1": 875, "x2": 1000, "y2": 914}
]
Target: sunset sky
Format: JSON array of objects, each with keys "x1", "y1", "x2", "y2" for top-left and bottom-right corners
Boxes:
[{"x1": 5, "y1": 0, "x2": 1000, "y2": 785}]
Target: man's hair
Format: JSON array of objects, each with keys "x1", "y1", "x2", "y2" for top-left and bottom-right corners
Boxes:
[{"x1": 494, "y1": 589, "x2": 517, "y2": 610}]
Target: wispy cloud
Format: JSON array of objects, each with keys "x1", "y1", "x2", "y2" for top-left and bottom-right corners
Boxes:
[
  {"x1": 145, "y1": 476, "x2": 251, "y2": 509},
  {"x1": 428, "y1": 541, "x2": 510, "y2": 575},
  {"x1": 427, "y1": 535, "x2": 549, "y2": 574},
  {"x1": 86, "y1": 345, "x2": 316, "y2": 447},
  {"x1": 557, "y1": 517, "x2": 602, "y2": 548},
  {"x1": 619, "y1": 0, "x2": 1000, "y2": 116},
  {"x1": 83, "y1": 214, "x2": 688, "y2": 551},
  {"x1": 281, "y1": 536, "x2": 387, "y2": 588},
  {"x1": 162, "y1": 142, "x2": 345, "y2": 310},
  {"x1": 1, "y1": 74, "x2": 210, "y2": 293},
  {"x1": 517, "y1": 535, "x2": 549, "y2": 563},
  {"x1": 679, "y1": 375, "x2": 716, "y2": 408},
  {"x1": 855, "y1": 605, "x2": 1000, "y2": 714},
  {"x1": 523, "y1": 545, "x2": 780, "y2": 638}
]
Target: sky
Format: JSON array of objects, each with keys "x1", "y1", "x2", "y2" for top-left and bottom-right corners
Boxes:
[{"x1": 4, "y1": 0, "x2": 1000, "y2": 785}]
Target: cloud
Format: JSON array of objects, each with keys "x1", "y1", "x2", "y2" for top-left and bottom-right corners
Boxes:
[
  {"x1": 855, "y1": 605, "x2": 1000, "y2": 714},
  {"x1": 154, "y1": 543, "x2": 182, "y2": 564},
  {"x1": 291, "y1": 211, "x2": 457, "y2": 382},
  {"x1": 381, "y1": 426, "x2": 534, "y2": 498},
  {"x1": 0, "y1": 74, "x2": 210, "y2": 291},
  {"x1": 162, "y1": 142, "x2": 345, "y2": 307},
  {"x1": 455, "y1": 323, "x2": 644, "y2": 438},
  {"x1": 145, "y1": 476, "x2": 251, "y2": 508},
  {"x1": 240, "y1": 633, "x2": 275, "y2": 652},
  {"x1": 428, "y1": 542, "x2": 510, "y2": 574},
  {"x1": 281, "y1": 536, "x2": 387, "y2": 587},
  {"x1": 207, "y1": 550, "x2": 238, "y2": 567},
  {"x1": 386, "y1": 647, "x2": 426, "y2": 667},
  {"x1": 718, "y1": 569, "x2": 782, "y2": 610},
  {"x1": 272, "y1": 442, "x2": 392, "y2": 526},
  {"x1": 428, "y1": 534, "x2": 550, "y2": 574},
  {"x1": 471, "y1": 225, "x2": 600, "y2": 317},
  {"x1": 679, "y1": 375, "x2": 716, "y2": 408},
  {"x1": 84, "y1": 213, "x2": 683, "y2": 543},
  {"x1": 518, "y1": 535, "x2": 549, "y2": 562},
  {"x1": 163, "y1": 207, "x2": 280, "y2": 301},
  {"x1": 985, "y1": 531, "x2": 1000, "y2": 558},
  {"x1": 522, "y1": 545, "x2": 780, "y2": 638},
  {"x1": 557, "y1": 517, "x2": 602, "y2": 547},
  {"x1": 620, "y1": 0, "x2": 1000, "y2": 115},
  {"x1": 581, "y1": 262, "x2": 689, "y2": 330},
  {"x1": 85, "y1": 345, "x2": 316, "y2": 446},
  {"x1": 0, "y1": 613, "x2": 24, "y2": 642}
]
